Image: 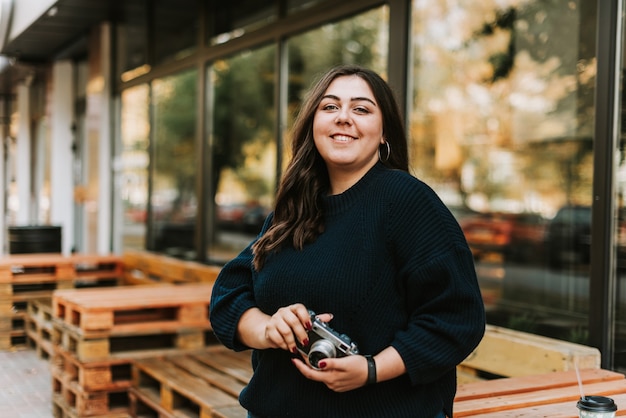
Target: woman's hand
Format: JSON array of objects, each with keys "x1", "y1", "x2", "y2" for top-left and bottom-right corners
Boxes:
[
  {"x1": 236, "y1": 304, "x2": 313, "y2": 352},
  {"x1": 292, "y1": 346, "x2": 407, "y2": 392},
  {"x1": 291, "y1": 354, "x2": 369, "y2": 392}
]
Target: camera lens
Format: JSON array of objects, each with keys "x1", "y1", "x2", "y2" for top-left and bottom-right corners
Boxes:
[{"x1": 308, "y1": 339, "x2": 336, "y2": 369}]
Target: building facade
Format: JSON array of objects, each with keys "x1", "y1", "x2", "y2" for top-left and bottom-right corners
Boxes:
[{"x1": 0, "y1": 0, "x2": 624, "y2": 371}]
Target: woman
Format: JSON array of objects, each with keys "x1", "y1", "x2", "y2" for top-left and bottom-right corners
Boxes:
[{"x1": 209, "y1": 64, "x2": 485, "y2": 418}]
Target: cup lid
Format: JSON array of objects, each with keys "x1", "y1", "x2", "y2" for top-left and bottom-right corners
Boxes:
[{"x1": 577, "y1": 396, "x2": 618, "y2": 412}]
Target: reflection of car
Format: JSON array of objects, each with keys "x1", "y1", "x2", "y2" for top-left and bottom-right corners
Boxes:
[
  {"x1": 217, "y1": 203, "x2": 270, "y2": 233},
  {"x1": 216, "y1": 203, "x2": 247, "y2": 230},
  {"x1": 241, "y1": 205, "x2": 270, "y2": 233},
  {"x1": 460, "y1": 212, "x2": 546, "y2": 262},
  {"x1": 544, "y1": 205, "x2": 591, "y2": 268}
]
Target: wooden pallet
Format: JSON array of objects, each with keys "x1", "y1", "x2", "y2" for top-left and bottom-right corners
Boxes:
[
  {"x1": 52, "y1": 392, "x2": 130, "y2": 418},
  {"x1": 56, "y1": 324, "x2": 210, "y2": 362},
  {"x1": 0, "y1": 254, "x2": 123, "y2": 351},
  {"x1": 130, "y1": 346, "x2": 252, "y2": 418},
  {"x1": 52, "y1": 375, "x2": 130, "y2": 417},
  {"x1": 53, "y1": 283, "x2": 213, "y2": 335},
  {"x1": 121, "y1": 250, "x2": 221, "y2": 285},
  {"x1": 53, "y1": 346, "x2": 134, "y2": 392},
  {"x1": 0, "y1": 253, "x2": 123, "y2": 285},
  {"x1": 25, "y1": 298, "x2": 58, "y2": 359}
]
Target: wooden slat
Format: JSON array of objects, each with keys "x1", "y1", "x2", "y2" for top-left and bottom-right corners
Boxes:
[
  {"x1": 456, "y1": 368, "x2": 624, "y2": 401},
  {"x1": 455, "y1": 368, "x2": 626, "y2": 417},
  {"x1": 461, "y1": 392, "x2": 626, "y2": 417}
]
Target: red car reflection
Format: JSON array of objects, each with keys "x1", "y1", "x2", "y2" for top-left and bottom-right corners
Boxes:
[{"x1": 460, "y1": 212, "x2": 546, "y2": 262}]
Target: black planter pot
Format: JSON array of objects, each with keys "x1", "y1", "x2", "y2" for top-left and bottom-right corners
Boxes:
[{"x1": 8, "y1": 225, "x2": 62, "y2": 254}]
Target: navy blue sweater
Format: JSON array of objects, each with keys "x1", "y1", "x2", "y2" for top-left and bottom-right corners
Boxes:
[{"x1": 209, "y1": 163, "x2": 485, "y2": 417}]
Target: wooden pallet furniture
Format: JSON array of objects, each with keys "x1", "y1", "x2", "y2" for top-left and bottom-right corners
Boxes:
[
  {"x1": 121, "y1": 250, "x2": 222, "y2": 285},
  {"x1": 50, "y1": 282, "x2": 215, "y2": 417},
  {"x1": 52, "y1": 283, "x2": 214, "y2": 362},
  {"x1": 454, "y1": 368, "x2": 626, "y2": 417},
  {"x1": 25, "y1": 297, "x2": 58, "y2": 359},
  {"x1": 129, "y1": 345, "x2": 252, "y2": 418},
  {"x1": 457, "y1": 324, "x2": 601, "y2": 383},
  {"x1": 0, "y1": 253, "x2": 123, "y2": 350}
]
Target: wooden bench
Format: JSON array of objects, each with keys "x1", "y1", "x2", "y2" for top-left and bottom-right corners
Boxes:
[
  {"x1": 455, "y1": 368, "x2": 626, "y2": 416},
  {"x1": 0, "y1": 253, "x2": 124, "y2": 350},
  {"x1": 458, "y1": 324, "x2": 601, "y2": 383},
  {"x1": 121, "y1": 250, "x2": 222, "y2": 285}
]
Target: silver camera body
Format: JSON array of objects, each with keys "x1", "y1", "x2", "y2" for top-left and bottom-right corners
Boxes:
[{"x1": 296, "y1": 310, "x2": 359, "y2": 370}]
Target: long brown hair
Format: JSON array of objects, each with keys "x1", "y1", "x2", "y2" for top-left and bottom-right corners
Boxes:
[{"x1": 252, "y1": 65, "x2": 409, "y2": 270}]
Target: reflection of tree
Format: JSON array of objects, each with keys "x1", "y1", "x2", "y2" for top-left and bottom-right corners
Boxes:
[
  {"x1": 212, "y1": 46, "x2": 275, "y2": 201},
  {"x1": 411, "y1": 0, "x2": 595, "y2": 213},
  {"x1": 153, "y1": 69, "x2": 197, "y2": 222}
]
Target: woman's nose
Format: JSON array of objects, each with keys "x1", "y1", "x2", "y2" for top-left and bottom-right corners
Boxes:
[{"x1": 335, "y1": 108, "x2": 351, "y2": 124}]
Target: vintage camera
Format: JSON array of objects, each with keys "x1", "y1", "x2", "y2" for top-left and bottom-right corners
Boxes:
[{"x1": 296, "y1": 310, "x2": 359, "y2": 369}]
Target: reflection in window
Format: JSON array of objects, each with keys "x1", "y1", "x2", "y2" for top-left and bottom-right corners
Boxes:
[
  {"x1": 120, "y1": 85, "x2": 150, "y2": 251},
  {"x1": 210, "y1": 46, "x2": 276, "y2": 263},
  {"x1": 116, "y1": 1, "x2": 149, "y2": 81},
  {"x1": 285, "y1": 6, "x2": 389, "y2": 160},
  {"x1": 153, "y1": 0, "x2": 199, "y2": 64},
  {"x1": 208, "y1": 1, "x2": 277, "y2": 45},
  {"x1": 287, "y1": 0, "x2": 325, "y2": 13},
  {"x1": 151, "y1": 69, "x2": 198, "y2": 258},
  {"x1": 411, "y1": 0, "x2": 596, "y2": 343}
]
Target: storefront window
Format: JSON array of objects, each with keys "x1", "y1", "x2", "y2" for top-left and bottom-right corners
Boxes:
[
  {"x1": 209, "y1": 45, "x2": 276, "y2": 263},
  {"x1": 150, "y1": 69, "x2": 198, "y2": 258},
  {"x1": 410, "y1": 0, "x2": 596, "y2": 342},
  {"x1": 208, "y1": 1, "x2": 276, "y2": 45},
  {"x1": 120, "y1": 85, "x2": 150, "y2": 251},
  {"x1": 287, "y1": 0, "x2": 325, "y2": 13},
  {"x1": 153, "y1": 0, "x2": 199, "y2": 64},
  {"x1": 116, "y1": 1, "x2": 149, "y2": 81}
]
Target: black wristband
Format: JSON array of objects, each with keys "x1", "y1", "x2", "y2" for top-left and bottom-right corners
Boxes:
[{"x1": 364, "y1": 355, "x2": 376, "y2": 385}]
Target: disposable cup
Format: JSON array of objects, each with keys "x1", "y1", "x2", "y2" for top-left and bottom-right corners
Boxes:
[{"x1": 577, "y1": 396, "x2": 617, "y2": 418}]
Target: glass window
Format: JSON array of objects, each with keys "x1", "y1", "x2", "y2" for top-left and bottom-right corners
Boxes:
[
  {"x1": 116, "y1": 1, "x2": 149, "y2": 81},
  {"x1": 120, "y1": 85, "x2": 150, "y2": 251},
  {"x1": 410, "y1": 1, "x2": 595, "y2": 342},
  {"x1": 285, "y1": 6, "x2": 389, "y2": 159},
  {"x1": 287, "y1": 0, "x2": 325, "y2": 14},
  {"x1": 209, "y1": 45, "x2": 277, "y2": 263},
  {"x1": 153, "y1": 0, "x2": 199, "y2": 64},
  {"x1": 151, "y1": 69, "x2": 198, "y2": 258},
  {"x1": 208, "y1": 1, "x2": 277, "y2": 45}
]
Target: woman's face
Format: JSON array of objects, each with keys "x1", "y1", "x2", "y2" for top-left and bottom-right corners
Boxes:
[{"x1": 312, "y1": 75, "x2": 384, "y2": 178}]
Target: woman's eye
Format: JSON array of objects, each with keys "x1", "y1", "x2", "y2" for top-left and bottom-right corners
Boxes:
[
  {"x1": 322, "y1": 103, "x2": 338, "y2": 111},
  {"x1": 354, "y1": 106, "x2": 370, "y2": 114}
]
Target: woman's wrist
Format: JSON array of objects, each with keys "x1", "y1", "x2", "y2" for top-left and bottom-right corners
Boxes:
[{"x1": 364, "y1": 355, "x2": 377, "y2": 384}]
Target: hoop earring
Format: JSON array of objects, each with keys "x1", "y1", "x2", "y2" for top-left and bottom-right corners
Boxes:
[{"x1": 378, "y1": 141, "x2": 391, "y2": 163}]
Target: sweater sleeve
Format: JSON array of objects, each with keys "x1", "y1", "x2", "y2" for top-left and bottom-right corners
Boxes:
[
  {"x1": 209, "y1": 242, "x2": 258, "y2": 351},
  {"x1": 209, "y1": 215, "x2": 274, "y2": 351},
  {"x1": 385, "y1": 176, "x2": 486, "y2": 385}
]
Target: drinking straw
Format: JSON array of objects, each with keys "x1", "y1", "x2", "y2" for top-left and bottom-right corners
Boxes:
[{"x1": 575, "y1": 360, "x2": 586, "y2": 400}]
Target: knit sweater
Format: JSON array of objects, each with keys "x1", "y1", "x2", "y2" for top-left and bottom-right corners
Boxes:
[{"x1": 209, "y1": 163, "x2": 486, "y2": 418}]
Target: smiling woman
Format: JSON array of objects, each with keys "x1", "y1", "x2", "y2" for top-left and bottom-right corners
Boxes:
[{"x1": 209, "y1": 65, "x2": 486, "y2": 418}]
